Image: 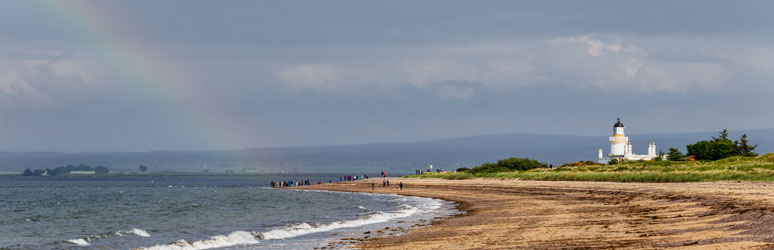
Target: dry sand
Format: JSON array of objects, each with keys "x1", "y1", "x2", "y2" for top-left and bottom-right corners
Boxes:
[{"x1": 295, "y1": 178, "x2": 774, "y2": 249}]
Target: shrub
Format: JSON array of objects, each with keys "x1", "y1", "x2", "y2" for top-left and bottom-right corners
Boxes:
[
  {"x1": 687, "y1": 140, "x2": 736, "y2": 161},
  {"x1": 456, "y1": 167, "x2": 470, "y2": 172},
  {"x1": 468, "y1": 157, "x2": 547, "y2": 174}
]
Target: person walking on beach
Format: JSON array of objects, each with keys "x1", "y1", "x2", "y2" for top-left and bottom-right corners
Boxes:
[
  {"x1": 372, "y1": 183, "x2": 375, "y2": 190},
  {"x1": 399, "y1": 182, "x2": 403, "y2": 190},
  {"x1": 382, "y1": 179, "x2": 386, "y2": 187}
]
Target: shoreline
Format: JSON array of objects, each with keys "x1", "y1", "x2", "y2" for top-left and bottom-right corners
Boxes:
[
  {"x1": 287, "y1": 186, "x2": 463, "y2": 249},
  {"x1": 298, "y1": 178, "x2": 774, "y2": 249}
]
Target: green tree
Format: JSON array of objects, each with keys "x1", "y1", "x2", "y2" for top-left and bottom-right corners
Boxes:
[
  {"x1": 734, "y1": 133, "x2": 758, "y2": 157},
  {"x1": 608, "y1": 158, "x2": 619, "y2": 165},
  {"x1": 712, "y1": 129, "x2": 730, "y2": 142},
  {"x1": 687, "y1": 140, "x2": 736, "y2": 161},
  {"x1": 667, "y1": 147, "x2": 684, "y2": 161}
]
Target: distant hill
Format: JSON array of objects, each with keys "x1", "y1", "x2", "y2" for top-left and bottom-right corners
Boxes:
[{"x1": 1, "y1": 128, "x2": 771, "y2": 174}]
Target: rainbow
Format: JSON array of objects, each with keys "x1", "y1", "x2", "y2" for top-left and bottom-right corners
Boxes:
[{"x1": 38, "y1": 1, "x2": 258, "y2": 150}]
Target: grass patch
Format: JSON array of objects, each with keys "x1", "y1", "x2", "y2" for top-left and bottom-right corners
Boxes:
[{"x1": 409, "y1": 153, "x2": 774, "y2": 183}]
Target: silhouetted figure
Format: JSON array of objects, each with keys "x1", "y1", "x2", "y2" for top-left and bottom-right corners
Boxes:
[{"x1": 399, "y1": 182, "x2": 403, "y2": 190}]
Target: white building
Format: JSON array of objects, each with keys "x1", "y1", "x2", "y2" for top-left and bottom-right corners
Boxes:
[
  {"x1": 598, "y1": 118, "x2": 663, "y2": 163},
  {"x1": 70, "y1": 171, "x2": 96, "y2": 175}
]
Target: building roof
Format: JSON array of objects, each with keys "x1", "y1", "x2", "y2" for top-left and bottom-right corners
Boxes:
[{"x1": 614, "y1": 118, "x2": 624, "y2": 128}]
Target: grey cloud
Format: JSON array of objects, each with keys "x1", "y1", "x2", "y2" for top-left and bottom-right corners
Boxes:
[
  {"x1": 0, "y1": 51, "x2": 90, "y2": 105},
  {"x1": 2, "y1": 1, "x2": 773, "y2": 46},
  {"x1": 272, "y1": 36, "x2": 735, "y2": 94},
  {"x1": 0, "y1": 1, "x2": 771, "y2": 152}
]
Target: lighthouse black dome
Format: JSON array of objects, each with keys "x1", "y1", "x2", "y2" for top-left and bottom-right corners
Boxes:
[{"x1": 614, "y1": 118, "x2": 624, "y2": 128}]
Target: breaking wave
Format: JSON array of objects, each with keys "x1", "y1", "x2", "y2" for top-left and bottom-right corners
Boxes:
[
  {"x1": 136, "y1": 203, "x2": 425, "y2": 250},
  {"x1": 66, "y1": 228, "x2": 151, "y2": 246},
  {"x1": 130, "y1": 228, "x2": 151, "y2": 237},
  {"x1": 260, "y1": 203, "x2": 420, "y2": 240},
  {"x1": 136, "y1": 231, "x2": 259, "y2": 250},
  {"x1": 132, "y1": 191, "x2": 449, "y2": 250},
  {"x1": 67, "y1": 238, "x2": 90, "y2": 246}
]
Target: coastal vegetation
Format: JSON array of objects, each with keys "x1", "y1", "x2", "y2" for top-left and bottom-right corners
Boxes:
[
  {"x1": 412, "y1": 153, "x2": 774, "y2": 182},
  {"x1": 413, "y1": 130, "x2": 771, "y2": 183},
  {"x1": 463, "y1": 157, "x2": 547, "y2": 174},
  {"x1": 683, "y1": 129, "x2": 759, "y2": 160}
]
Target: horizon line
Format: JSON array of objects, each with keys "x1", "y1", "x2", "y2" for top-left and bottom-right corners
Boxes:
[{"x1": 2, "y1": 127, "x2": 771, "y2": 154}]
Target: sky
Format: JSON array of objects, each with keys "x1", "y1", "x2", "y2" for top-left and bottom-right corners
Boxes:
[{"x1": 0, "y1": 0, "x2": 772, "y2": 152}]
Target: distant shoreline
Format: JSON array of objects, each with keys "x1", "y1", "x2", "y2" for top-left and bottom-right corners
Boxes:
[{"x1": 300, "y1": 178, "x2": 774, "y2": 249}]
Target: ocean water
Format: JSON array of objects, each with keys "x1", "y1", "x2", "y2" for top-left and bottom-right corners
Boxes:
[{"x1": 0, "y1": 175, "x2": 457, "y2": 249}]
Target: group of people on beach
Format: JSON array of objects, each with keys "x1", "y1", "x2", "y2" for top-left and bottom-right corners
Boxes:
[
  {"x1": 270, "y1": 171, "x2": 404, "y2": 190},
  {"x1": 271, "y1": 179, "x2": 324, "y2": 188},
  {"x1": 270, "y1": 174, "x2": 374, "y2": 188},
  {"x1": 340, "y1": 174, "x2": 368, "y2": 181},
  {"x1": 377, "y1": 177, "x2": 403, "y2": 190}
]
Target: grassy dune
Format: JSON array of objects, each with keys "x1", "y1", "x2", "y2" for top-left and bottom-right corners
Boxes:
[{"x1": 409, "y1": 153, "x2": 774, "y2": 183}]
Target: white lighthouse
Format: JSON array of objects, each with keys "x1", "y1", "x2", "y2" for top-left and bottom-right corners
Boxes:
[
  {"x1": 598, "y1": 118, "x2": 664, "y2": 163},
  {"x1": 609, "y1": 118, "x2": 628, "y2": 157}
]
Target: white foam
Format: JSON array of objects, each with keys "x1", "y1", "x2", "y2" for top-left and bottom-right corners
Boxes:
[
  {"x1": 136, "y1": 190, "x2": 451, "y2": 250},
  {"x1": 137, "y1": 231, "x2": 259, "y2": 250},
  {"x1": 131, "y1": 228, "x2": 151, "y2": 237},
  {"x1": 67, "y1": 238, "x2": 90, "y2": 246},
  {"x1": 260, "y1": 203, "x2": 420, "y2": 240}
]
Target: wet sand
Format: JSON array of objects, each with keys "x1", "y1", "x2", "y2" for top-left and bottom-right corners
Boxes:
[{"x1": 295, "y1": 178, "x2": 774, "y2": 249}]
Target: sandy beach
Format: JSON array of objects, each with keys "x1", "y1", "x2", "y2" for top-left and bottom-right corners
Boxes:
[{"x1": 296, "y1": 178, "x2": 774, "y2": 249}]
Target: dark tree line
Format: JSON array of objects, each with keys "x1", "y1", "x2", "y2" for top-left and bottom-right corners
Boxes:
[
  {"x1": 21, "y1": 164, "x2": 109, "y2": 176},
  {"x1": 668, "y1": 129, "x2": 758, "y2": 161}
]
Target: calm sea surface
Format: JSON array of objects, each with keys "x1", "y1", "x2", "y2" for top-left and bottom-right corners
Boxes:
[{"x1": 0, "y1": 175, "x2": 457, "y2": 249}]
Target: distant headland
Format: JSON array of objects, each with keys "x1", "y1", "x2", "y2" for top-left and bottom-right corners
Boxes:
[{"x1": 21, "y1": 164, "x2": 109, "y2": 176}]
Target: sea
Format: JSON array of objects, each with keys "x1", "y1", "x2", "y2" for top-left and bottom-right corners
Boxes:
[{"x1": 0, "y1": 174, "x2": 459, "y2": 249}]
